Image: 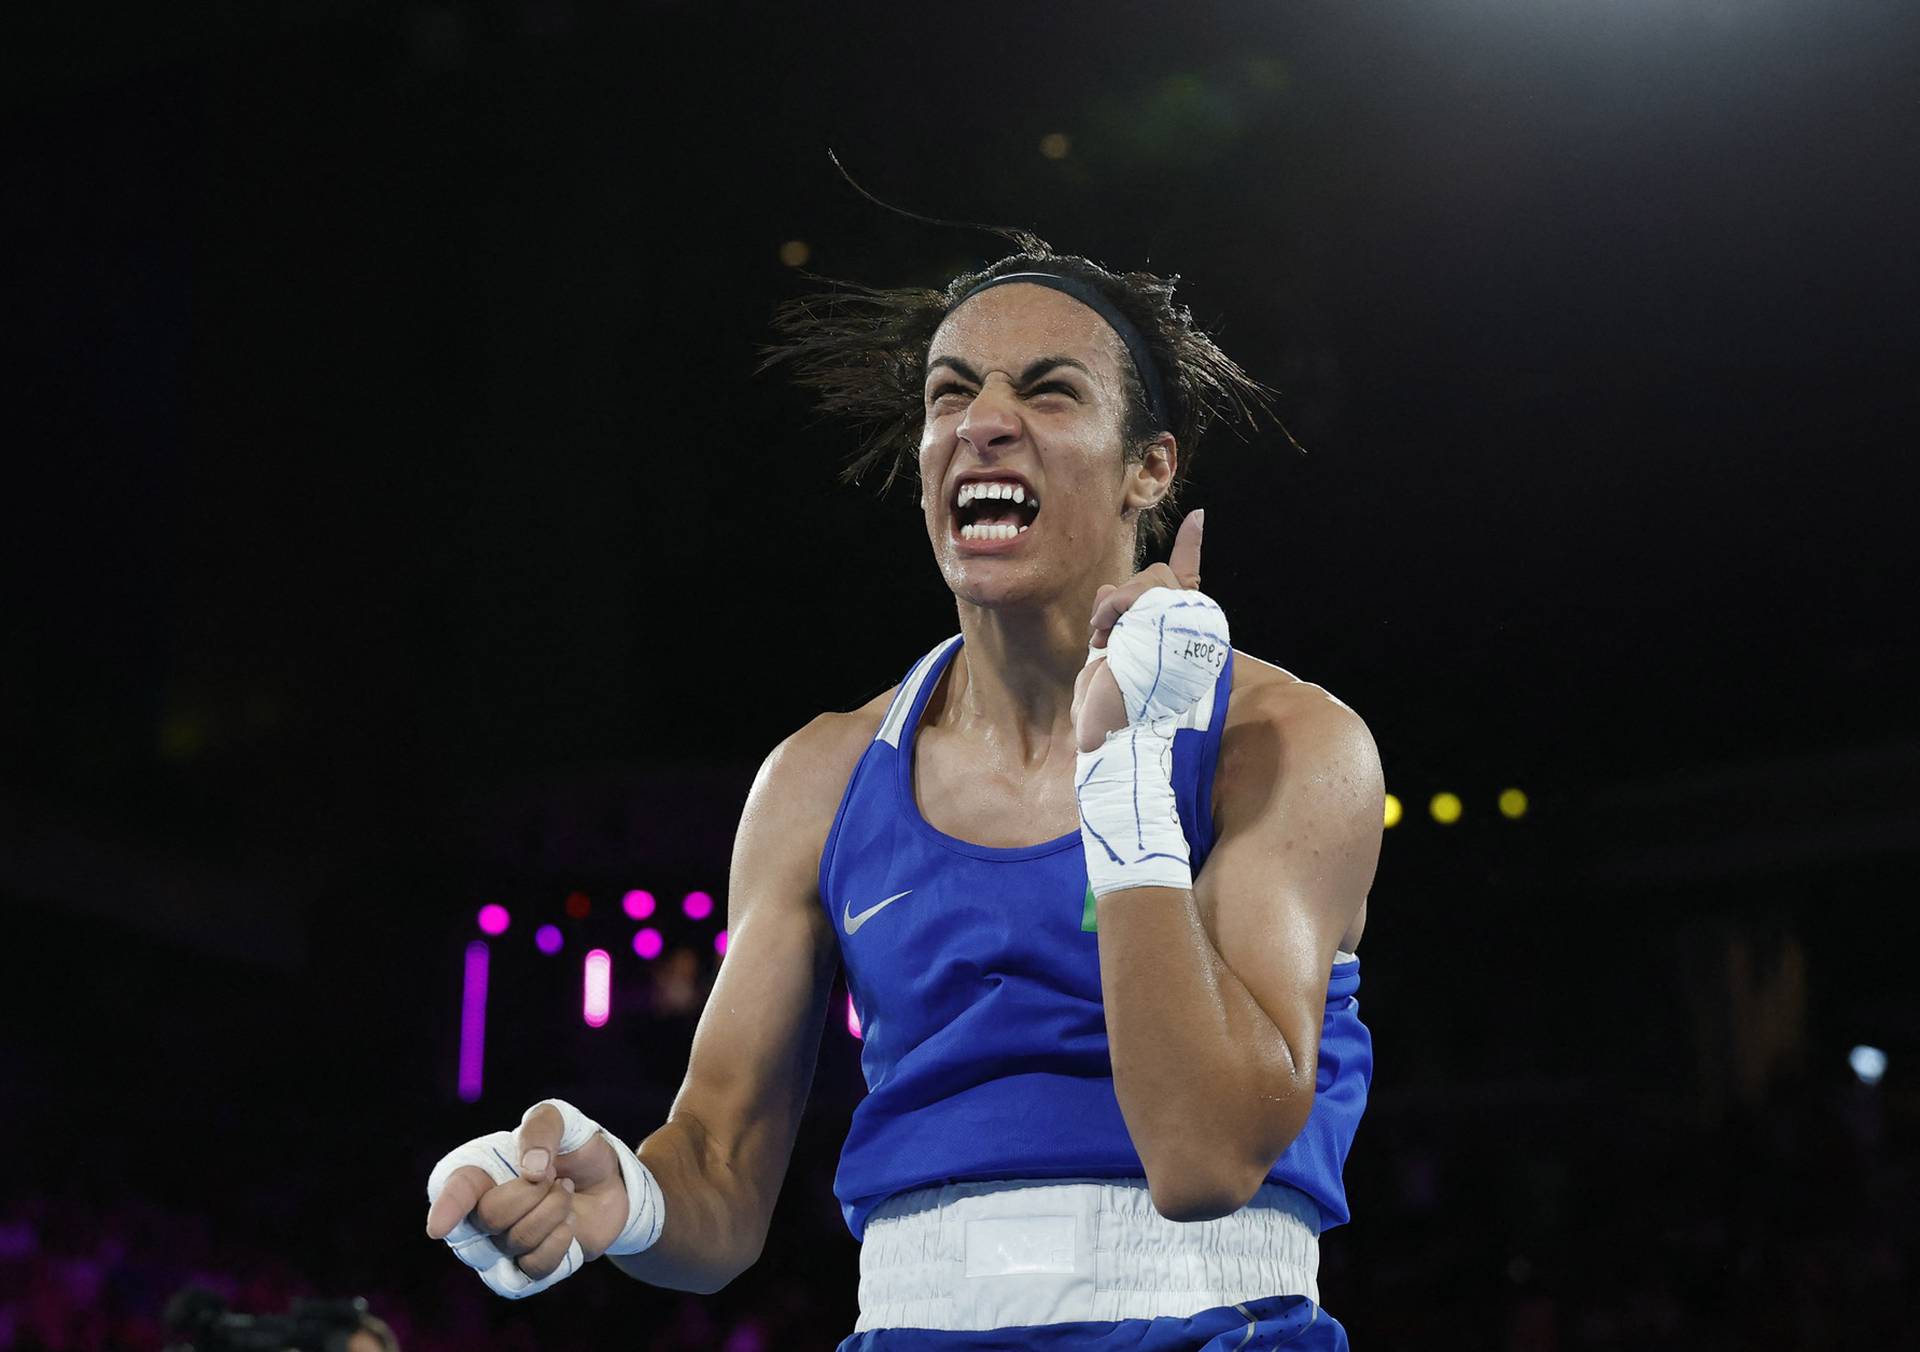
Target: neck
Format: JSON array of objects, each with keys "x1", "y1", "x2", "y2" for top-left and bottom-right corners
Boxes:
[{"x1": 937, "y1": 592, "x2": 1101, "y2": 763}]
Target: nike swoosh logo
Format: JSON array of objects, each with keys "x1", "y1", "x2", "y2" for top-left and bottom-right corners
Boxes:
[{"x1": 843, "y1": 889, "x2": 913, "y2": 935}]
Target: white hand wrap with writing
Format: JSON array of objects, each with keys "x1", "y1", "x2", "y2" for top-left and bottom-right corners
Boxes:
[{"x1": 1075, "y1": 587, "x2": 1230, "y2": 899}]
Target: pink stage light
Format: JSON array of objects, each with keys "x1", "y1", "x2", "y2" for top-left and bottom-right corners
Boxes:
[
  {"x1": 632, "y1": 927, "x2": 663, "y2": 961},
  {"x1": 477, "y1": 904, "x2": 510, "y2": 936},
  {"x1": 682, "y1": 891, "x2": 714, "y2": 921},
  {"x1": 534, "y1": 924, "x2": 563, "y2": 955},
  {"x1": 713, "y1": 929, "x2": 729, "y2": 956},
  {"x1": 623, "y1": 889, "x2": 656, "y2": 920},
  {"x1": 583, "y1": 949, "x2": 611, "y2": 1028},
  {"x1": 846, "y1": 992, "x2": 863, "y2": 1040},
  {"x1": 458, "y1": 941, "x2": 489, "y2": 1101}
]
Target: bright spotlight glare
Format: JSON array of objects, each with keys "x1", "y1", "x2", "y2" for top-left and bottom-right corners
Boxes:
[
  {"x1": 1849, "y1": 1044, "x2": 1887, "y2": 1086},
  {"x1": 457, "y1": 941, "x2": 489, "y2": 1102},
  {"x1": 583, "y1": 949, "x2": 612, "y2": 1028}
]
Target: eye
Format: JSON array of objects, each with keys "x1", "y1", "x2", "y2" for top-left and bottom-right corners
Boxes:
[
  {"x1": 1026, "y1": 380, "x2": 1077, "y2": 399},
  {"x1": 928, "y1": 382, "x2": 972, "y2": 404}
]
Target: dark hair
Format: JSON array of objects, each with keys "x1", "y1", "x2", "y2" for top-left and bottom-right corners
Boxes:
[{"x1": 760, "y1": 237, "x2": 1286, "y2": 555}]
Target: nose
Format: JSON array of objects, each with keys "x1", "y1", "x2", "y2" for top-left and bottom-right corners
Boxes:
[{"x1": 955, "y1": 375, "x2": 1022, "y2": 456}]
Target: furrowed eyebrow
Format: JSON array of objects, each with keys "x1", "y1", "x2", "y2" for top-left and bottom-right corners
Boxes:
[
  {"x1": 926, "y1": 355, "x2": 1093, "y2": 388},
  {"x1": 927, "y1": 356, "x2": 982, "y2": 384},
  {"x1": 1018, "y1": 356, "x2": 1092, "y2": 385}
]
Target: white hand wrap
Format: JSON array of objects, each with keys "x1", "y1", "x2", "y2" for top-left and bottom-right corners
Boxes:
[
  {"x1": 1076, "y1": 587, "x2": 1230, "y2": 900},
  {"x1": 424, "y1": 1098, "x2": 665, "y2": 1301}
]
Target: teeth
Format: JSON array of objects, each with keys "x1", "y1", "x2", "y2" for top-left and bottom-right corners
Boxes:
[
  {"x1": 955, "y1": 480, "x2": 1036, "y2": 509},
  {"x1": 959, "y1": 521, "x2": 1025, "y2": 541}
]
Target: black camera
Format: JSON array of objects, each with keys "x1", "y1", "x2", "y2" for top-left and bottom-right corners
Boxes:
[{"x1": 162, "y1": 1286, "x2": 386, "y2": 1352}]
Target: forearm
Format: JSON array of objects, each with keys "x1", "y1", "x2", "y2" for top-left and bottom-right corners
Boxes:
[
  {"x1": 1096, "y1": 885, "x2": 1305, "y2": 1213},
  {"x1": 606, "y1": 1111, "x2": 767, "y2": 1294}
]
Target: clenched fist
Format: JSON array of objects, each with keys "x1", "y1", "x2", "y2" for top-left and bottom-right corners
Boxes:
[{"x1": 424, "y1": 1099, "x2": 657, "y2": 1300}]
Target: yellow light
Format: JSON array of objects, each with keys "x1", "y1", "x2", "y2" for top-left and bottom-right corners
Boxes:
[
  {"x1": 1039, "y1": 132, "x2": 1072, "y2": 160},
  {"x1": 778, "y1": 239, "x2": 811, "y2": 268},
  {"x1": 1499, "y1": 787, "x2": 1529, "y2": 819},
  {"x1": 1429, "y1": 791, "x2": 1463, "y2": 825},
  {"x1": 1383, "y1": 793, "x2": 1402, "y2": 828}
]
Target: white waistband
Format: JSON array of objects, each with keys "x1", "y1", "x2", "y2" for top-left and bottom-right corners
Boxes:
[{"x1": 856, "y1": 1177, "x2": 1320, "y2": 1333}]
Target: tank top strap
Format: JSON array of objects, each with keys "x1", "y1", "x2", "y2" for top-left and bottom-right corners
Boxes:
[
  {"x1": 875, "y1": 635, "x2": 962, "y2": 748},
  {"x1": 1179, "y1": 645, "x2": 1235, "y2": 865}
]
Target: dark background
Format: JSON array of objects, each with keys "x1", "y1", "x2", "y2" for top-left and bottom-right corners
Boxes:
[{"x1": 3, "y1": 2, "x2": 1916, "y2": 1348}]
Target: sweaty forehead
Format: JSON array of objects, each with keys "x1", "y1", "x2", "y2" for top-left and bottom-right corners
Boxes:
[{"x1": 928, "y1": 282, "x2": 1130, "y2": 385}]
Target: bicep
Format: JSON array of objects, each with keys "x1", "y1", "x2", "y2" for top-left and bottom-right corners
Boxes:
[
  {"x1": 1197, "y1": 698, "x2": 1383, "y2": 1064},
  {"x1": 668, "y1": 721, "x2": 854, "y2": 1195}
]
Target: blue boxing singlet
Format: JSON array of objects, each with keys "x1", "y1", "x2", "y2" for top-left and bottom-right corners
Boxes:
[{"x1": 819, "y1": 635, "x2": 1372, "y2": 1242}]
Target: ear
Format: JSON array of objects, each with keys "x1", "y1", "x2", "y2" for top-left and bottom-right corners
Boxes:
[{"x1": 1120, "y1": 434, "x2": 1178, "y2": 515}]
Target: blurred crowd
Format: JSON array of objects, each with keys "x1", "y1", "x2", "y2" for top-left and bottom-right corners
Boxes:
[
  {"x1": 0, "y1": 1189, "x2": 825, "y2": 1352},
  {"x1": 2, "y1": 1074, "x2": 1907, "y2": 1350}
]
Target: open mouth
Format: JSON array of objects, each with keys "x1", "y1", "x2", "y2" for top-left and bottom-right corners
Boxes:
[{"x1": 952, "y1": 478, "x2": 1042, "y2": 542}]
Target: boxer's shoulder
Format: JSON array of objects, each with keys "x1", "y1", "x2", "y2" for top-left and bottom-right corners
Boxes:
[
  {"x1": 1221, "y1": 651, "x2": 1376, "y2": 778},
  {"x1": 763, "y1": 686, "x2": 896, "y2": 798},
  {"x1": 738, "y1": 691, "x2": 897, "y2": 882},
  {"x1": 1227, "y1": 647, "x2": 1332, "y2": 710}
]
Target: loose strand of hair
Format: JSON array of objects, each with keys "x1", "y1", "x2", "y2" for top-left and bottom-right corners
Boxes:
[{"x1": 826, "y1": 149, "x2": 1053, "y2": 258}]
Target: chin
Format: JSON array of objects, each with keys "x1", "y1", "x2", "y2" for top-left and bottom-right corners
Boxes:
[{"x1": 937, "y1": 551, "x2": 1053, "y2": 610}]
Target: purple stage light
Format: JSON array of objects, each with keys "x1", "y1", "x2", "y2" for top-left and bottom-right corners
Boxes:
[
  {"x1": 632, "y1": 927, "x2": 664, "y2": 960},
  {"x1": 535, "y1": 924, "x2": 564, "y2": 955},
  {"x1": 846, "y1": 992, "x2": 863, "y2": 1040},
  {"x1": 622, "y1": 889, "x2": 656, "y2": 920},
  {"x1": 458, "y1": 941, "x2": 490, "y2": 1101},
  {"x1": 477, "y1": 904, "x2": 510, "y2": 936},
  {"x1": 714, "y1": 929, "x2": 729, "y2": 956},
  {"x1": 682, "y1": 890, "x2": 714, "y2": 921},
  {"x1": 583, "y1": 949, "x2": 611, "y2": 1028}
]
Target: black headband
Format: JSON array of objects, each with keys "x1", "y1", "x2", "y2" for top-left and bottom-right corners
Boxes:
[{"x1": 951, "y1": 271, "x2": 1171, "y2": 432}]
